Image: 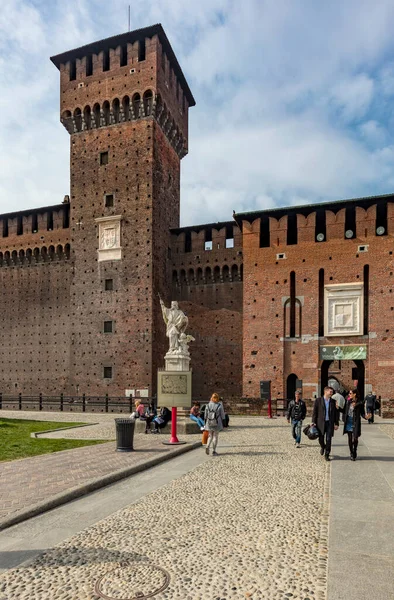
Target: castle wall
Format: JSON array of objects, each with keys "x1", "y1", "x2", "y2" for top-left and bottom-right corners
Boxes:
[
  {"x1": 59, "y1": 26, "x2": 190, "y2": 397},
  {"x1": 242, "y1": 200, "x2": 394, "y2": 402},
  {"x1": 0, "y1": 258, "x2": 72, "y2": 395},
  {"x1": 171, "y1": 223, "x2": 243, "y2": 402}
]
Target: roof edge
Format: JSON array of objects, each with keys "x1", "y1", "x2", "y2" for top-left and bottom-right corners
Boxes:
[{"x1": 50, "y1": 24, "x2": 195, "y2": 106}]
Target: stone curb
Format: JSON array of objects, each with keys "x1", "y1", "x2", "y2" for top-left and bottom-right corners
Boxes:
[
  {"x1": 30, "y1": 423, "x2": 98, "y2": 438},
  {"x1": 0, "y1": 440, "x2": 201, "y2": 532}
]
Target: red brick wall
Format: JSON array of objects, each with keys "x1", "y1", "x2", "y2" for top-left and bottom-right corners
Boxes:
[
  {"x1": 241, "y1": 203, "x2": 394, "y2": 402},
  {"x1": 170, "y1": 224, "x2": 243, "y2": 403},
  {"x1": 0, "y1": 260, "x2": 72, "y2": 394},
  {"x1": 63, "y1": 31, "x2": 188, "y2": 396}
]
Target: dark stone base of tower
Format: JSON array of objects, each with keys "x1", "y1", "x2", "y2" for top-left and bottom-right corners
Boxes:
[{"x1": 1, "y1": 25, "x2": 393, "y2": 409}]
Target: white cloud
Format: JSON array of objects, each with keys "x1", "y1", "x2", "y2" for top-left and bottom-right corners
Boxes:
[{"x1": 1, "y1": 0, "x2": 394, "y2": 226}]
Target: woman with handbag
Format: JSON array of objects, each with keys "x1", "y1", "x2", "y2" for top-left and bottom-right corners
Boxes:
[{"x1": 338, "y1": 388, "x2": 370, "y2": 461}]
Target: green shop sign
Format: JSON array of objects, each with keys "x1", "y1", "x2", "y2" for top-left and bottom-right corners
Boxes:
[{"x1": 320, "y1": 345, "x2": 367, "y2": 360}]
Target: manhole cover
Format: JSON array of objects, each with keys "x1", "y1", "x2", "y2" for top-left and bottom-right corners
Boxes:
[{"x1": 95, "y1": 562, "x2": 170, "y2": 600}]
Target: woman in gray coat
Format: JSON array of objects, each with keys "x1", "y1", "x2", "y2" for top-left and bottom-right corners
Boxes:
[{"x1": 204, "y1": 393, "x2": 226, "y2": 456}]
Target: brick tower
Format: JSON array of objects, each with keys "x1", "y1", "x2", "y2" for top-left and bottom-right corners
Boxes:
[{"x1": 51, "y1": 24, "x2": 195, "y2": 396}]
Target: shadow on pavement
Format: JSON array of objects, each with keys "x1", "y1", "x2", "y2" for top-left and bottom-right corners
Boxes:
[{"x1": 0, "y1": 549, "x2": 43, "y2": 570}]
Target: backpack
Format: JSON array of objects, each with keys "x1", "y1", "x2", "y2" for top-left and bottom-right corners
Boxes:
[{"x1": 206, "y1": 403, "x2": 220, "y2": 428}]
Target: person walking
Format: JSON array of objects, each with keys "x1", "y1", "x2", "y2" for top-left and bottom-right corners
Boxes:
[
  {"x1": 286, "y1": 390, "x2": 306, "y2": 448},
  {"x1": 204, "y1": 393, "x2": 226, "y2": 456},
  {"x1": 311, "y1": 386, "x2": 339, "y2": 461},
  {"x1": 339, "y1": 388, "x2": 370, "y2": 460},
  {"x1": 364, "y1": 391, "x2": 377, "y2": 424}
]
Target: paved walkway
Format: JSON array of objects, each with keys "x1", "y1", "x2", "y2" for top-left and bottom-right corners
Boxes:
[
  {"x1": 0, "y1": 411, "x2": 200, "y2": 530},
  {"x1": 327, "y1": 419, "x2": 394, "y2": 600},
  {"x1": 0, "y1": 418, "x2": 330, "y2": 600},
  {"x1": 0, "y1": 414, "x2": 392, "y2": 599}
]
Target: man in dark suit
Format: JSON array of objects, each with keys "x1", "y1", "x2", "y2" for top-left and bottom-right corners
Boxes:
[{"x1": 312, "y1": 386, "x2": 339, "y2": 461}]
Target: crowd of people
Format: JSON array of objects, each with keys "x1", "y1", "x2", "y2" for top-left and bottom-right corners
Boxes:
[
  {"x1": 286, "y1": 386, "x2": 378, "y2": 461},
  {"x1": 130, "y1": 386, "x2": 378, "y2": 461},
  {"x1": 130, "y1": 395, "x2": 229, "y2": 456}
]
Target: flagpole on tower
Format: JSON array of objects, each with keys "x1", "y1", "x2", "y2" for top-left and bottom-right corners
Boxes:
[{"x1": 128, "y1": 5, "x2": 131, "y2": 31}]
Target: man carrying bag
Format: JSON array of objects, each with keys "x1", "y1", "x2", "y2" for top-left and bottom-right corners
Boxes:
[{"x1": 311, "y1": 386, "x2": 339, "y2": 461}]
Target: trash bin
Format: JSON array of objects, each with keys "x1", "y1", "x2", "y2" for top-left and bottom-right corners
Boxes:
[{"x1": 115, "y1": 418, "x2": 135, "y2": 452}]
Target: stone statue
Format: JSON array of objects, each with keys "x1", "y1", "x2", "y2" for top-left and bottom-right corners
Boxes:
[
  {"x1": 159, "y1": 297, "x2": 189, "y2": 354},
  {"x1": 179, "y1": 333, "x2": 195, "y2": 356}
]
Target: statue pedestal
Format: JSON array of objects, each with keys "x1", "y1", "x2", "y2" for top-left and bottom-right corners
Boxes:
[{"x1": 164, "y1": 352, "x2": 191, "y2": 373}]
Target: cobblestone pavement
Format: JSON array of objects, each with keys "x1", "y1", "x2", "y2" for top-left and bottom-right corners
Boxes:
[
  {"x1": 378, "y1": 422, "x2": 394, "y2": 440},
  {"x1": 0, "y1": 419, "x2": 329, "y2": 600},
  {"x1": 0, "y1": 415, "x2": 200, "y2": 525}
]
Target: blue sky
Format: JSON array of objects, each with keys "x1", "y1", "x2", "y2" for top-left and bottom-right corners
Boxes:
[{"x1": 2, "y1": 0, "x2": 394, "y2": 225}]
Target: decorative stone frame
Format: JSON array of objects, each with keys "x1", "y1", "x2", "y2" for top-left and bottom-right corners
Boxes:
[
  {"x1": 324, "y1": 282, "x2": 364, "y2": 337},
  {"x1": 95, "y1": 215, "x2": 122, "y2": 262}
]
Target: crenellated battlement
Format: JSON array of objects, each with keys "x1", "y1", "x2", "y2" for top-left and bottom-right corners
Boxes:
[
  {"x1": 0, "y1": 243, "x2": 70, "y2": 267},
  {"x1": 0, "y1": 202, "x2": 70, "y2": 253},
  {"x1": 51, "y1": 24, "x2": 195, "y2": 157},
  {"x1": 235, "y1": 194, "x2": 394, "y2": 247},
  {"x1": 170, "y1": 221, "x2": 243, "y2": 291}
]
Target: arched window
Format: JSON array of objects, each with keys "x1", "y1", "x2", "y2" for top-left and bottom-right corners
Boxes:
[
  {"x1": 188, "y1": 268, "x2": 195, "y2": 285},
  {"x1": 26, "y1": 248, "x2": 32, "y2": 263},
  {"x1": 214, "y1": 265, "x2": 221, "y2": 283},
  {"x1": 180, "y1": 269, "x2": 187, "y2": 286},
  {"x1": 41, "y1": 246, "x2": 48, "y2": 261},
  {"x1": 62, "y1": 110, "x2": 73, "y2": 134},
  {"x1": 205, "y1": 266, "x2": 212, "y2": 283},
  {"x1": 56, "y1": 244, "x2": 64, "y2": 259},
  {"x1": 122, "y1": 96, "x2": 130, "y2": 121},
  {"x1": 102, "y1": 101, "x2": 110, "y2": 126},
  {"x1": 112, "y1": 98, "x2": 120, "y2": 123},
  {"x1": 0, "y1": 252, "x2": 3, "y2": 266},
  {"x1": 231, "y1": 264, "x2": 238, "y2": 282},
  {"x1": 65, "y1": 243, "x2": 71, "y2": 259},
  {"x1": 11, "y1": 250, "x2": 18, "y2": 264},
  {"x1": 93, "y1": 103, "x2": 101, "y2": 128},
  {"x1": 19, "y1": 249, "x2": 25, "y2": 264},
  {"x1": 172, "y1": 270, "x2": 178, "y2": 287},
  {"x1": 159, "y1": 102, "x2": 167, "y2": 126},
  {"x1": 286, "y1": 374, "x2": 299, "y2": 400},
  {"x1": 83, "y1": 105, "x2": 91, "y2": 130},
  {"x1": 284, "y1": 298, "x2": 302, "y2": 338},
  {"x1": 143, "y1": 90, "x2": 153, "y2": 116},
  {"x1": 156, "y1": 94, "x2": 163, "y2": 119},
  {"x1": 4, "y1": 251, "x2": 10, "y2": 265},
  {"x1": 196, "y1": 267, "x2": 204, "y2": 284},
  {"x1": 132, "y1": 93, "x2": 141, "y2": 119},
  {"x1": 48, "y1": 245, "x2": 55, "y2": 260},
  {"x1": 33, "y1": 248, "x2": 40, "y2": 262},
  {"x1": 74, "y1": 108, "x2": 82, "y2": 132},
  {"x1": 222, "y1": 265, "x2": 230, "y2": 282}
]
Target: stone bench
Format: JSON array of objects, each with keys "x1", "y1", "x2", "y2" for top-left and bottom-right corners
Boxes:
[{"x1": 134, "y1": 418, "x2": 202, "y2": 435}]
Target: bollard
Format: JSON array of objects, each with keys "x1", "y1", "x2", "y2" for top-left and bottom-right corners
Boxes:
[
  {"x1": 39, "y1": 393, "x2": 43, "y2": 411},
  {"x1": 105, "y1": 393, "x2": 109, "y2": 413},
  {"x1": 19, "y1": 393, "x2": 22, "y2": 411},
  {"x1": 60, "y1": 393, "x2": 64, "y2": 412},
  {"x1": 82, "y1": 393, "x2": 86, "y2": 413}
]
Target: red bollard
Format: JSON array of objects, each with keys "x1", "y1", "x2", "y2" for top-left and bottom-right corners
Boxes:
[
  {"x1": 162, "y1": 406, "x2": 186, "y2": 445},
  {"x1": 268, "y1": 396, "x2": 272, "y2": 419},
  {"x1": 169, "y1": 407, "x2": 179, "y2": 443}
]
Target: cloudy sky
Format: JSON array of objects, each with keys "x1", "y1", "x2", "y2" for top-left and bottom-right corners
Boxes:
[{"x1": 2, "y1": 0, "x2": 394, "y2": 225}]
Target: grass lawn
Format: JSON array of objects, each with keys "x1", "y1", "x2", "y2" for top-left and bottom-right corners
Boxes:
[{"x1": 0, "y1": 418, "x2": 106, "y2": 462}]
